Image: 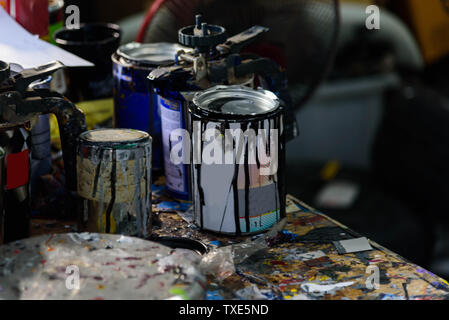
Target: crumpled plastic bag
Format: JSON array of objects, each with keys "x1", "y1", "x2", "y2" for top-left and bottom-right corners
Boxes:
[{"x1": 199, "y1": 218, "x2": 288, "y2": 281}]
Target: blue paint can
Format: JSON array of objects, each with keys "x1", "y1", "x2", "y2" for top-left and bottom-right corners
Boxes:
[
  {"x1": 157, "y1": 90, "x2": 192, "y2": 201},
  {"x1": 112, "y1": 42, "x2": 185, "y2": 173}
]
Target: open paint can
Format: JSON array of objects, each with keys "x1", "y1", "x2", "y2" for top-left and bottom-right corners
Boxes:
[
  {"x1": 112, "y1": 42, "x2": 186, "y2": 173},
  {"x1": 189, "y1": 85, "x2": 286, "y2": 235},
  {"x1": 53, "y1": 23, "x2": 122, "y2": 102},
  {"x1": 77, "y1": 129, "x2": 152, "y2": 238}
]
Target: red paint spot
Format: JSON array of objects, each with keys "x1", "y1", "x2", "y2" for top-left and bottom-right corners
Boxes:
[
  {"x1": 270, "y1": 260, "x2": 287, "y2": 266},
  {"x1": 115, "y1": 258, "x2": 121, "y2": 261},
  {"x1": 90, "y1": 297, "x2": 104, "y2": 300},
  {"x1": 128, "y1": 264, "x2": 136, "y2": 269},
  {"x1": 13, "y1": 250, "x2": 20, "y2": 254},
  {"x1": 41, "y1": 260, "x2": 47, "y2": 265}
]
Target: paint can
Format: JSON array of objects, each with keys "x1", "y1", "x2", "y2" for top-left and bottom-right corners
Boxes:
[
  {"x1": 77, "y1": 129, "x2": 152, "y2": 238},
  {"x1": 188, "y1": 85, "x2": 286, "y2": 235},
  {"x1": 112, "y1": 42, "x2": 185, "y2": 174},
  {"x1": 53, "y1": 23, "x2": 122, "y2": 102}
]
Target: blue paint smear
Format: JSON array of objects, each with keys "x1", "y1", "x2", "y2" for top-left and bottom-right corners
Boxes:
[
  {"x1": 281, "y1": 230, "x2": 300, "y2": 242},
  {"x1": 206, "y1": 290, "x2": 224, "y2": 300},
  {"x1": 209, "y1": 240, "x2": 222, "y2": 247},
  {"x1": 379, "y1": 293, "x2": 404, "y2": 300},
  {"x1": 157, "y1": 201, "x2": 191, "y2": 211}
]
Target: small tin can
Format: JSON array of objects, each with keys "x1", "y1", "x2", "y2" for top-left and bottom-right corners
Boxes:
[
  {"x1": 77, "y1": 129, "x2": 152, "y2": 238},
  {"x1": 189, "y1": 85, "x2": 286, "y2": 235},
  {"x1": 112, "y1": 42, "x2": 186, "y2": 173}
]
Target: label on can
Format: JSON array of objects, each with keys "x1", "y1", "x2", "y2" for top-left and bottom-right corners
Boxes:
[{"x1": 159, "y1": 95, "x2": 189, "y2": 199}]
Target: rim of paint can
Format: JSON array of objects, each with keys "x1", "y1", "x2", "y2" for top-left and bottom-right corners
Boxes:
[
  {"x1": 191, "y1": 85, "x2": 280, "y2": 120},
  {"x1": 147, "y1": 236, "x2": 209, "y2": 255},
  {"x1": 53, "y1": 23, "x2": 121, "y2": 47},
  {"x1": 79, "y1": 128, "x2": 150, "y2": 147},
  {"x1": 115, "y1": 42, "x2": 187, "y2": 67}
]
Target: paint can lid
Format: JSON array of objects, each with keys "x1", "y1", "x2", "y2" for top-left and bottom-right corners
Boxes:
[
  {"x1": 116, "y1": 42, "x2": 187, "y2": 66},
  {"x1": 192, "y1": 85, "x2": 280, "y2": 119},
  {"x1": 79, "y1": 129, "x2": 150, "y2": 147}
]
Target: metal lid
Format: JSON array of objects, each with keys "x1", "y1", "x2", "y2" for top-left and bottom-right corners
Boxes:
[
  {"x1": 192, "y1": 85, "x2": 280, "y2": 117},
  {"x1": 79, "y1": 129, "x2": 150, "y2": 146},
  {"x1": 116, "y1": 42, "x2": 187, "y2": 66}
]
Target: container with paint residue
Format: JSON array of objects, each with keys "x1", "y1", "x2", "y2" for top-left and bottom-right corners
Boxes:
[
  {"x1": 112, "y1": 42, "x2": 187, "y2": 173},
  {"x1": 77, "y1": 129, "x2": 152, "y2": 238},
  {"x1": 189, "y1": 85, "x2": 286, "y2": 235}
]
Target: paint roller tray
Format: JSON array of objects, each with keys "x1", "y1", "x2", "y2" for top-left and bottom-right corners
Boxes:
[{"x1": 0, "y1": 233, "x2": 206, "y2": 299}]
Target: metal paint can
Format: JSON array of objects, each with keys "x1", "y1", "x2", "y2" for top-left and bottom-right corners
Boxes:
[
  {"x1": 112, "y1": 42, "x2": 185, "y2": 173},
  {"x1": 188, "y1": 85, "x2": 286, "y2": 235},
  {"x1": 77, "y1": 129, "x2": 152, "y2": 238},
  {"x1": 158, "y1": 91, "x2": 192, "y2": 202}
]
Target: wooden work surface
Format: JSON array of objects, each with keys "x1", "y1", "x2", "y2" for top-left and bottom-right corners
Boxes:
[{"x1": 30, "y1": 191, "x2": 449, "y2": 300}]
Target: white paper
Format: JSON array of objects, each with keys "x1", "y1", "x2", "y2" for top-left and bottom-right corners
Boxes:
[
  {"x1": 335, "y1": 237, "x2": 373, "y2": 254},
  {"x1": 315, "y1": 180, "x2": 360, "y2": 210},
  {"x1": 0, "y1": 7, "x2": 93, "y2": 68}
]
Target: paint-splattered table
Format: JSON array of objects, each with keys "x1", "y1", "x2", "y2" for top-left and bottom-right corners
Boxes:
[{"x1": 31, "y1": 190, "x2": 449, "y2": 300}]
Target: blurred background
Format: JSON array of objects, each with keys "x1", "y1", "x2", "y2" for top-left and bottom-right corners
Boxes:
[{"x1": 7, "y1": 0, "x2": 449, "y2": 278}]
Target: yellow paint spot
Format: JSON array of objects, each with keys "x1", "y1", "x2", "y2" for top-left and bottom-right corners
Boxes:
[
  {"x1": 47, "y1": 247, "x2": 54, "y2": 252},
  {"x1": 320, "y1": 160, "x2": 340, "y2": 181},
  {"x1": 284, "y1": 295, "x2": 292, "y2": 299},
  {"x1": 291, "y1": 288, "x2": 297, "y2": 293},
  {"x1": 97, "y1": 284, "x2": 105, "y2": 290},
  {"x1": 97, "y1": 212, "x2": 117, "y2": 234},
  {"x1": 58, "y1": 240, "x2": 65, "y2": 244}
]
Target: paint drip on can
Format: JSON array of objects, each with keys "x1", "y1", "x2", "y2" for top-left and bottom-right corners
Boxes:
[
  {"x1": 77, "y1": 129, "x2": 152, "y2": 238},
  {"x1": 188, "y1": 85, "x2": 286, "y2": 235}
]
